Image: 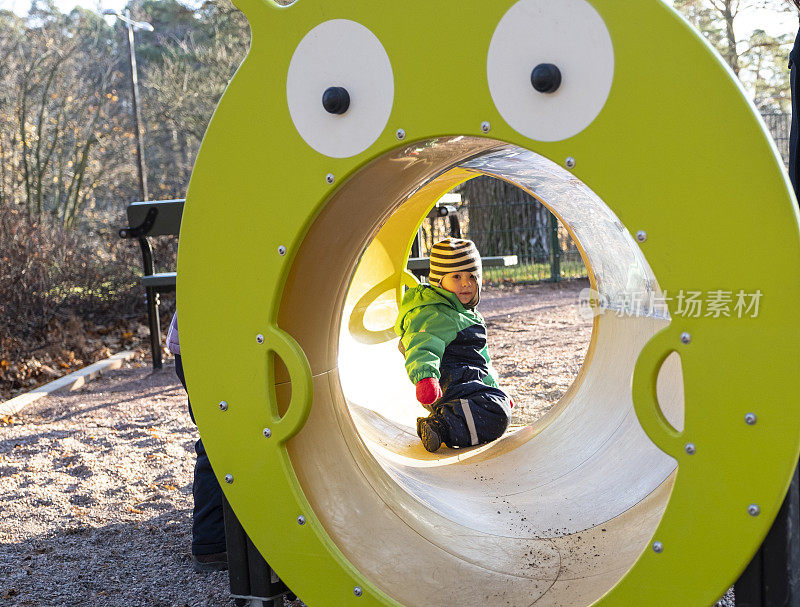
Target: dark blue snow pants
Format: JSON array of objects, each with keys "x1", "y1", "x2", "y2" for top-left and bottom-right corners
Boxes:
[
  {"x1": 175, "y1": 354, "x2": 226, "y2": 556},
  {"x1": 428, "y1": 390, "x2": 511, "y2": 448}
]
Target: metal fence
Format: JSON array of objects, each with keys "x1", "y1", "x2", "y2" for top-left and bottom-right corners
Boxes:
[
  {"x1": 762, "y1": 112, "x2": 790, "y2": 166},
  {"x1": 415, "y1": 111, "x2": 791, "y2": 285},
  {"x1": 415, "y1": 194, "x2": 585, "y2": 285},
  {"x1": 461, "y1": 200, "x2": 584, "y2": 284}
]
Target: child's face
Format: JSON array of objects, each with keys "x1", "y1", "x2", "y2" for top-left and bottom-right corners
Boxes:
[{"x1": 439, "y1": 272, "x2": 479, "y2": 305}]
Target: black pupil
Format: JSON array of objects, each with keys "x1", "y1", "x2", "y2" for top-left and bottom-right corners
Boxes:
[
  {"x1": 322, "y1": 87, "x2": 350, "y2": 114},
  {"x1": 530, "y1": 64, "x2": 562, "y2": 94}
]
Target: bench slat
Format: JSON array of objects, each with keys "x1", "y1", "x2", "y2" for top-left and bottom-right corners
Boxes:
[
  {"x1": 406, "y1": 255, "x2": 518, "y2": 271},
  {"x1": 141, "y1": 272, "x2": 177, "y2": 289},
  {"x1": 126, "y1": 199, "x2": 185, "y2": 237}
]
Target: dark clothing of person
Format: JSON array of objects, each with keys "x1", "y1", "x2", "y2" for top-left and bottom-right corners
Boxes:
[
  {"x1": 437, "y1": 321, "x2": 505, "y2": 402},
  {"x1": 395, "y1": 285, "x2": 511, "y2": 448},
  {"x1": 427, "y1": 390, "x2": 512, "y2": 448},
  {"x1": 175, "y1": 354, "x2": 226, "y2": 556},
  {"x1": 433, "y1": 320, "x2": 511, "y2": 446},
  {"x1": 789, "y1": 23, "x2": 800, "y2": 201}
]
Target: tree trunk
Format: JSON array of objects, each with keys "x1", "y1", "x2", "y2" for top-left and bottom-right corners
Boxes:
[{"x1": 711, "y1": 0, "x2": 740, "y2": 75}]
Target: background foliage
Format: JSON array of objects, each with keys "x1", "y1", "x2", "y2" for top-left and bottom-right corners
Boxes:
[
  {"x1": 674, "y1": 0, "x2": 795, "y2": 111},
  {"x1": 0, "y1": 0, "x2": 249, "y2": 397}
]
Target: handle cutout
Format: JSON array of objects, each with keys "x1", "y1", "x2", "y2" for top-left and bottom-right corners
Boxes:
[
  {"x1": 632, "y1": 328, "x2": 686, "y2": 457},
  {"x1": 657, "y1": 351, "x2": 684, "y2": 433},
  {"x1": 263, "y1": 325, "x2": 313, "y2": 443}
]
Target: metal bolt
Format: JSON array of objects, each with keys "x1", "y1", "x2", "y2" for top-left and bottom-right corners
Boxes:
[
  {"x1": 224, "y1": 474, "x2": 233, "y2": 484},
  {"x1": 652, "y1": 541, "x2": 664, "y2": 553},
  {"x1": 745, "y1": 413, "x2": 757, "y2": 425},
  {"x1": 636, "y1": 230, "x2": 648, "y2": 243},
  {"x1": 481, "y1": 121, "x2": 491, "y2": 133},
  {"x1": 565, "y1": 157, "x2": 576, "y2": 169},
  {"x1": 278, "y1": 245, "x2": 287, "y2": 256},
  {"x1": 297, "y1": 515, "x2": 306, "y2": 526},
  {"x1": 353, "y1": 586, "x2": 363, "y2": 597},
  {"x1": 680, "y1": 332, "x2": 691, "y2": 345},
  {"x1": 256, "y1": 334, "x2": 264, "y2": 344},
  {"x1": 219, "y1": 401, "x2": 228, "y2": 412},
  {"x1": 684, "y1": 443, "x2": 696, "y2": 455},
  {"x1": 263, "y1": 428, "x2": 272, "y2": 438},
  {"x1": 748, "y1": 504, "x2": 761, "y2": 517},
  {"x1": 395, "y1": 128, "x2": 406, "y2": 140},
  {"x1": 326, "y1": 173, "x2": 335, "y2": 184}
]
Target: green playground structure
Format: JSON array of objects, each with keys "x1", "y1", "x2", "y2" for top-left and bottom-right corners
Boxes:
[{"x1": 175, "y1": 0, "x2": 800, "y2": 604}]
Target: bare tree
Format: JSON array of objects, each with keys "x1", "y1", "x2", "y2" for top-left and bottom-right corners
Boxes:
[
  {"x1": 142, "y1": 0, "x2": 249, "y2": 198},
  {"x1": 1, "y1": 0, "x2": 250, "y2": 224},
  {"x1": 2, "y1": 6, "x2": 129, "y2": 225},
  {"x1": 674, "y1": 0, "x2": 792, "y2": 111}
]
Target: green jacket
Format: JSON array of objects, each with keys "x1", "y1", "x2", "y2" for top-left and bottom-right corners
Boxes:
[{"x1": 394, "y1": 285, "x2": 501, "y2": 397}]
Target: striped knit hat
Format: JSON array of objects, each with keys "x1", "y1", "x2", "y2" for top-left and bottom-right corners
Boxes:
[{"x1": 429, "y1": 238, "x2": 482, "y2": 307}]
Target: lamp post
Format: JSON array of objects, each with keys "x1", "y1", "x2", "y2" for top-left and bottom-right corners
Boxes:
[{"x1": 103, "y1": 9, "x2": 153, "y2": 202}]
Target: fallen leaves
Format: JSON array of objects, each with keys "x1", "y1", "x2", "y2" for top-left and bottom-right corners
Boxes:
[
  {"x1": 39, "y1": 364, "x2": 59, "y2": 378},
  {"x1": 1, "y1": 315, "x2": 156, "y2": 401}
]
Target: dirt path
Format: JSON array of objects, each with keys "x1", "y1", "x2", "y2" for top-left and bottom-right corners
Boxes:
[
  {"x1": 3, "y1": 280, "x2": 733, "y2": 606},
  {"x1": 0, "y1": 364, "x2": 230, "y2": 606},
  {"x1": 481, "y1": 279, "x2": 592, "y2": 425}
]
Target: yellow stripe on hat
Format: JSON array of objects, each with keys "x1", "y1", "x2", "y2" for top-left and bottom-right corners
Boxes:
[{"x1": 429, "y1": 238, "x2": 482, "y2": 287}]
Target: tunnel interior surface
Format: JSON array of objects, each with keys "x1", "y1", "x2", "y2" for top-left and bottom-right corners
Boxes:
[{"x1": 276, "y1": 137, "x2": 683, "y2": 606}]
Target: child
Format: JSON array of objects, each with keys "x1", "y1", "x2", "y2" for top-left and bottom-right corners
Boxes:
[
  {"x1": 394, "y1": 238, "x2": 512, "y2": 452},
  {"x1": 166, "y1": 313, "x2": 228, "y2": 572}
]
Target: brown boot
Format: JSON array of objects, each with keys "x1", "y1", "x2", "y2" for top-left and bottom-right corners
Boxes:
[
  {"x1": 192, "y1": 551, "x2": 228, "y2": 573},
  {"x1": 416, "y1": 416, "x2": 447, "y2": 452}
]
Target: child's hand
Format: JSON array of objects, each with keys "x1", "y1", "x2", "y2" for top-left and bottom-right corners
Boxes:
[{"x1": 416, "y1": 377, "x2": 442, "y2": 405}]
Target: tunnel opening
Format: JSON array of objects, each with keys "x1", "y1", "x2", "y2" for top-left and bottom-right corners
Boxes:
[{"x1": 279, "y1": 136, "x2": 685, "y2": 606}]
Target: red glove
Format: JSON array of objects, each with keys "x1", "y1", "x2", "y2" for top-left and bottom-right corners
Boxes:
[{"x1": 416, "y1": 377, "x2": 442, "y2": 405}]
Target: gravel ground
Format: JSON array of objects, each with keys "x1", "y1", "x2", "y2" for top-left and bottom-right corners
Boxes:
[
  {"x1": 0, "y1": 280, "x2": 734, "y2": 605},
  {"x1": 481, "y1": 279, "x2": 593, "y2": 426},
  {"x1": 0, "y1": 364, "x2": 233, "y2": 606}
]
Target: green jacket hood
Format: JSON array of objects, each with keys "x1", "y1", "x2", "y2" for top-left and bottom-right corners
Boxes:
[
  {"x1": 394, "y1": 284, "x2": 470, "y2": 335},
  {"x1": 393, "y1": 283, "x2": 498, "y2": 390}
]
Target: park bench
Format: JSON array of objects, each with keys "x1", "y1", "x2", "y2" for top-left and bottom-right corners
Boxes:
[
  {"x1": 120, "y1": 196, "x2": 517, "y2": 369},
  {"x1": 119, "y1": 199, "x2": 183, "y2": 369},
  {"x1": 407, "y1": 255, "x2": 519, "y2": 279},
  {"x1": 407, "y1": 194, "x2": 518, "y2": 278}
]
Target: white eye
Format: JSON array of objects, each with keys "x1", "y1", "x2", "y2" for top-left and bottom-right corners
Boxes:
[
  {"x1": 287, "y1": 20, "x2": 394, "y2": 158},
  {"x1": 487, "y1": 0, "x2": 614, "y2": 142}
]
